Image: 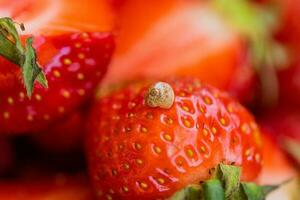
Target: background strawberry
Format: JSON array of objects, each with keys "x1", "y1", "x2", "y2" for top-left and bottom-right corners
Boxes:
[
  {"x1": 0, "y1": 173, "x2": 94, "y2": 200},
  {"x1": 0, "y1": 138, "x2": 14, "y2": 175},
  {"x1": 87, "y1": 77, "x2": 262, "y2": 199},
  {"x1": 258, "y1": 130, "x2": 299, "y2": 200},
  {"x1": 0, "y1": 32, "x2": 114, "y2": 134},
  {"x1": 103, "y1": 0, "x2": 286, "y2": 106},
  {"x1": 31, "y1": 109, "x2": 86, "y2": 153}
]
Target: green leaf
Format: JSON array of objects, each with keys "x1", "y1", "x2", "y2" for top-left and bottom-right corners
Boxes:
[
  {"x1": 0, "y1": 17, "x2": 47, "y2": 97},
  {"x1": 203, "y1": 179, "x2": 225, "y2": 200},
  {"x1": 241, "y1": 183, "x2": 265, "y2": 200},
  {"x1": 169, "y1": 185, "x2": 202, "y2": 200}
]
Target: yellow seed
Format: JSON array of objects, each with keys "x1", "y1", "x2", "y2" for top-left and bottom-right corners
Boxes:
[
  {"x1": 154, "y1": 146, "x2": 162, "y2": 154},
  {"x1": 77, "y1": 73, "x2": 85, "y2": 80},
  {"x1": 3, "y1": 112, "x2": 10, "y2": 119},
  {"x1": 245, "y1": 149, "x2": 251, "y2": 156},
  {"x1": 35, "y1": 94, "x2": 42, "y2": 101},
  {"x1": 112, "y1": 169, "x2": 118, "y2": 176},
  {"x1": 75, "y1": 43, "x2": 82, "y2": 48},
  {"x1": 140, "y1": 182, "x2": 148, "y2": 189},
  {"x1": 62, "y1": 90, "x2": 70, "y2": 98},
  {"x1": 141, "y1": 126, "x2": 148, "y2": 133},
  {"x1": 136, "y1": 159, "x2": 143, "y2": 165},
  {"x1": 124, "y1": 163, "x2": 130, "y2": 170},
  {"x1": 122, "y1": 186, "x2": 129, "y2": 192},
  {"x1": 78, "y1": 53, "x2": 85, "y2": 59},
  {"x1": 182, "y1": 106, "x2": 189, "y2": 112},
  {"x1": 202, "y1": 128, "x2": 208, "y2": 136},
  {"x1": 134, "y1": 143, "x2": 142, "y2": 150},
  {"x1": 53, "y1": 70, "x2": 61, "y2": 78},
  {"x1": 211, "y1": 127, "x2": 217, "y2": 134},
  {"x1": 63, "y1": 58, "x2": 72, "y2": 65},
  {"x1": 78, "y1": 89, "x2": 85, "y2": 96},
  {"x1": 187, "y1": 149, "x2": 194, "y2": 157},
  {"x1": 220, "y1": 118, "x2": 226, "y2": 126},
  {"x1": 157, "y1": 178, "x2": 165, "y2": 184},
  {"x1": 163, "y1": 134, "x2": 172, "y2": 141},
  {"x1": 27, "y1": 115, "x2": 34, "y2": 121},
  {"x1": 200, "y1": 146, "x2": 206, "y2": 153},
  {"x1": 106, "y1": 194, "x2": 112, "y2": 200},
  {"x1": 183, "y1": 119, "x2": 191, "y2": 128},
  {"x1": 7, "y1": 97, "x2": 14, "y2": 105},
  {"x1": 204, "y1": 96, "x2": 212, "y2": 105},
  {"x1": 19, "y1": 92, "x2": 25, "y2": 99}
]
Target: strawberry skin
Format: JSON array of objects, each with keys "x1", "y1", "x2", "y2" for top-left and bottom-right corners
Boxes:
[
  {"x1": 87, "y1": 78, "x2": 262, "y2": 199},
  {"x1": 0, "y1": 32, "x2": 114, "y2": 134},
  {"x1": 0, "y1": 138, "x2": 14, "y2": 174}
]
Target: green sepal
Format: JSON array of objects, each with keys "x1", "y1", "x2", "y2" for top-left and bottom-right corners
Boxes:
[
  {"x1": 169, "y1": 164, "x2": 282, "y2": 200},
  {"x1": 202, "y1": 179, "x2": 225, "y2": 200},
  {"x1": 0, "y1": 17, "x2": 48, "y2": 97},
  {"x1": 170, "y1": 185, "x2": 202, "y2": 200}
]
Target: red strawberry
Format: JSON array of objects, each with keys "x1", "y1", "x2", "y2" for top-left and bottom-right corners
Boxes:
[
  {"x1": 0, "y1": 173, "x2": 94, "y2": 200},
  {"x1": 0, "y1": 32, "x2": 114, "y2": 134},
  {"x1": 258, "y1": 130, "x2": 299, "y2": 200},
  {"x1": 103, "y1": 0, "x2": 284, "y2": 105},
  {"x1": 259, "y1": 107, "x2": 300, "y2": 166},
  {"x1": 87, "y1": 77, "x2": 262, "y2": 199},
  {"x1": 0, "y1": 0, "x2": 115, "y2": 134},
  {"x1": 32, "y1": 109, "x2": 85, "y2": 153}
]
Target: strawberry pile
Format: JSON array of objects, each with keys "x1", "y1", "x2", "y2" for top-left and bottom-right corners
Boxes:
[{"x1": 0, "y1": 0, "x2": 299, "y2": 200}]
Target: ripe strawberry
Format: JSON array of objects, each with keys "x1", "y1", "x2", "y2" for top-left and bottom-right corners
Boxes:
[
  {"x1": 0, "y1": 173, "x2": 94, "y2": 200},
  {"x1": 259, "y1": 107, "x2": 300, "y2": 167},
  {"x1": 0, "y1": 32, "x2": 114, "y2": 134},
  {"x1": 103, "y1": 0, "x2": 284, "y2": 105},
  {"x1": 258, "y1": 130, "x2": 299, "y2": 200},
  {"x1": 32, "y1": 109, "x2": 86, "y2": 153},
  {"x1": 87, "y1": 77, "x2": 263, "y2": 199}
]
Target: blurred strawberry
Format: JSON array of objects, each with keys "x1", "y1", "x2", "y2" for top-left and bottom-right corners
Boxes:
[
  {"x1": 259, "y1": 107, "x2": 300, "y2": 169},
  {"x1": 32, "y1": 110, "x2": 86, "y2": 153},
  {"x1": 103, "y1": 0, "x2": 285, "y2": 105},
  {"x1": 0, "y1": 0, "x2": 115, "y2": 134},
  {"x1": 258, "y1": 130, "x2": 299, "y2": 200},
  {"x1": 0, "y1": 173, "x2": 94, "y2": 200}
]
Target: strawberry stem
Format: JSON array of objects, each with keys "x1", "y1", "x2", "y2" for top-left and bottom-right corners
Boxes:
[{"x1": 0, "y1": 17, "x2": 48, "y2": 97}]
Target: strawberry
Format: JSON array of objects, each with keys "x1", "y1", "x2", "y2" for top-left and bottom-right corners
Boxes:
[
  {"x1": 258, "y1": 130, "x2": 299, "y2": 200},
  {"x1": 0, "y1": 173, "x2": 94, "y2": 200},
  {"x1": 32, "y1": 109, "x2": 86, "y2": 153},
  {"x1": 86, "y1": 77, "x2": 263, "y2": 199},
  {"x1": 0, "y1": 0, "x2": 115, "y2": 134},
  {"x1": 103, "y1": 0, "x2": 285, "y2": 105},
  {"x1": 0, "y1": 32, "x2": 114, "y2": 134},
  {"x1": 259, "y1": 107, "x2": 300, "y2": 166}
]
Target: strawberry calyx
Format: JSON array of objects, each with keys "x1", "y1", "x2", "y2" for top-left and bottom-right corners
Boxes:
[
  {"x1": 0, "y1": 17, "x2": 48, "y2": 97},
  {"x1": 210, "y1": 0, "x2": 288, "y2": 106},
  {"x1": 170, "y1": 164, "x2": 281, "y2": 200}
]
